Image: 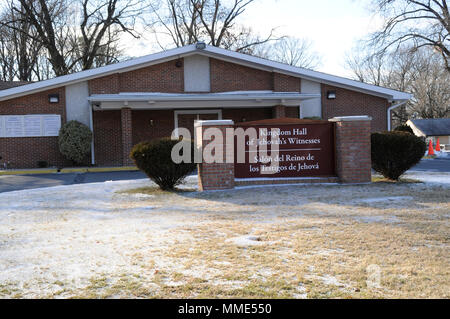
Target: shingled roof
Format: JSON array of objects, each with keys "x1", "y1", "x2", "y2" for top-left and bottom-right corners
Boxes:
[
  {"x1": 0, "y1": 81, "x2": 32, "y2": 91},
  {"x1": 408, "y1": 118, "x2": 450, "y2": 136}
]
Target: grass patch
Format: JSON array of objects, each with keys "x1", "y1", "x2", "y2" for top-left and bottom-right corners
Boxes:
[
  {"x1": 2, "y1": 179, "x2": 448, "y2": 299},
  {"x1": 118, "y1": 186, "x2": 196, "y2": 195},
  {"x1": 372, "y1": 176, "x2": 422, "y2": 184}
]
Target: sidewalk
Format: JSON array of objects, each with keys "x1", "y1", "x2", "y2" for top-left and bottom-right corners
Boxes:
[{"x1": 0, "y1": 166, "x2": 138, "y2": 176}]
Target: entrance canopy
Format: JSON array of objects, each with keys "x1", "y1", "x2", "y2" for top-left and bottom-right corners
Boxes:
[{"x1": 87, "y1": 91, "x2": 320, "y2": 110}]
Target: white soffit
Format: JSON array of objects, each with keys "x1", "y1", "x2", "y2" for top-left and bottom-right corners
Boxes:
[{"x1": 88, "y1": 92, "x2": 319, "y2": 109}]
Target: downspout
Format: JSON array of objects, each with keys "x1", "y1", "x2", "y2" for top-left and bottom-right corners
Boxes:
[
  {"x1": 89, "y1": 104, "x2": 95, "y2": 165},
  {"x1": 387, "y1": 100, "x2": 408, "y2": 131}
]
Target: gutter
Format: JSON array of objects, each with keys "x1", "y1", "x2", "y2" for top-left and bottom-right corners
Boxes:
[
  {"x1": 387, "y1": 100, "x2": 408, "y2": 131},
  {"x1": 87, "y1": 93, "x2": 321, "y2": 102}
]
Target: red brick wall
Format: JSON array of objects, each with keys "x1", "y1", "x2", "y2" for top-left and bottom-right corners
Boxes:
[
  {"x1": 210, "y1": 58, "x2": 273, "y2": 92},
  {"x1": 272, "y1": 105, "x2": 286, "y2": 118},
  {"x1": 273, "y1": 73, "x2": 301, "y2": 92},
  {"x1": 93, "y1": 110, "x2": 122, "y2": 166},
  {"x1": 333, "y1": 119, "x2": 372, "y2": 183},
  {"x1": 90, "y1": 58, "x2": 302, "y2": 95},
  {"x1": 285, "y1": 107, "x2": 300, "y2": 118},
  {"x1": 121, "y1": 108, "x2": 133, "y2": 166},
  {"x1": 321, "y1": 84, "x2": 389, "y2": 132},
  {"x1": 119, "y1": 61, "x2": 184, "y2": 93},
  {"x1": 89, "y1": 60, "x2": 184, "y2": 94},
  {"x1": 197, "y1": 123, "x2": 235, "y2": 191},
  {"x1": 89, "y1": 74, "x2": 120, "y2": 94},
  {"x1": 0, "y1": 88, "x2": 70, "y2": 168},
  {"x1": 94, "y1": 109, "x2": 177, "y2": 166}
]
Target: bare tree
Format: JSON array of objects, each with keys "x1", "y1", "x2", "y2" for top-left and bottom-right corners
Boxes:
[
  {"x1": 408, "y1": 49, "x2": 450, "y2": 118},
  {"x1": 151, "y1": 0, "x2": 278, "y2": 52},
  {"x1": 256, "y1": 37, "x2": 321, "y2": 69},
  {"x1": 0, "y1": 1, "x2": 43, "y2": 81},
  {"x1": 346, "y1": 45, "x2": 450, "y2": 126},
  {"x1": 151, "y1": 0, "x2": 202, "y2": 47},
  {"x1": 1, "y1": 0, "x2": 145, "y2": 77},
  {"x1": 0, "y1": 25, "x2": 17, "y2": 81},
  {"x1": 370, "y1": 0, "x2": 450, "y2": 72},
  {"x1": 346, "y1": 48, "x2": 387, "y2": 86}
]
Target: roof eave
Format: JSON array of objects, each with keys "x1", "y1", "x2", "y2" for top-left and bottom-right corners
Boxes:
[{"x1": 0, "y1": 43, "x2": 412, "y2": 102}]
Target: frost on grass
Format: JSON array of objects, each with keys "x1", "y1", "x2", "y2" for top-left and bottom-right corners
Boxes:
[{"x1": 0, "y1": 176, "x2": 449, "y2": 298}]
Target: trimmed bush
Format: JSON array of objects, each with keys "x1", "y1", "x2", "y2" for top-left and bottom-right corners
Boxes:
[
  {"x1": 58, "y1": 120, "x2": 92, "y2": 165},
  {"x1": 371, "y1": 131, "x2": 426, "y2": 180},
  {"x1": 130, "y1": 138, "x2": 196, "y2": 190},
  {"x1": 394, "y1": 124, "x2": 414, "y2": 134}
]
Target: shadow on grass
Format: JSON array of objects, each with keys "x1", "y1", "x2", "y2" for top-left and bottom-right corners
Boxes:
[
  {"x1": 116, "y1": 176, "x2": 450, "y2": 213},
  {"x1": 118, "y1": 186, "x2": 196, "y2": 196}
]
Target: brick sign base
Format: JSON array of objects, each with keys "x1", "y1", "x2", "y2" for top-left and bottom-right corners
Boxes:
[{"x1": 196, "y1": 116, "x2": 372, "y2": 191}]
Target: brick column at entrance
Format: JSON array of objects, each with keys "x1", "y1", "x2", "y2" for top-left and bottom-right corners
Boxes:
[
  {"x1": 329, "y1": 116, "x2": 372, "y2": 183},
  {"x1": 121, "y1": 108, "x2": 133, "y2": 166},
  {"x1": 195, "y1": 120, "x2": 235, "y2": 191},
  {"x1": 272, "y1": 105, "x2": 286, "y2": 118}
]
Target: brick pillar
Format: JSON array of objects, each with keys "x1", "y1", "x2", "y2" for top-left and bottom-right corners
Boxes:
[
  {"x1": 272, "y1": 105, "x2": 286, "y2": 118},
  {"x1": 329, "y1": 116, "x2": 372, "y2": 184},
  {"x1": 195, "y1": 120, "x2": 235, "y2": 191},
  {"x1": 121, "y1": 108, "x2": 133, "y2": 166}
]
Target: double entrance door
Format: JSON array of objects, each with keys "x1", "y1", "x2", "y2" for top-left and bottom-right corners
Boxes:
[{"x1": 175, "y1": 110, "x2": 222, "y2": 139}]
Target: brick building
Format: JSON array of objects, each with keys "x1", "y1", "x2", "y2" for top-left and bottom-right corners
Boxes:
[{"x1": 0, "y1": 43, "x2": 410, "y2": 168}]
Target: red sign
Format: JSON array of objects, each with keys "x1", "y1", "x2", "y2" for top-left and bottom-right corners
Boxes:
[{"x1": 234, "y1": 120, "x2": 335, "y2": 178}]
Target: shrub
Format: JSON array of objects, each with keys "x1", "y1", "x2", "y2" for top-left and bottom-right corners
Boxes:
[
  {"x1": 394, "y1": 124, "x2": 414, "y2": 134},
  {"x1": 130, "y1": 138, "x2": 196, "y2": 190},
  {"x1": 371, "y1": 131, "x2": 426, "y2": 180},
  {"x1": 58, "y1": 120, "x2": 92, "y2": 165}
]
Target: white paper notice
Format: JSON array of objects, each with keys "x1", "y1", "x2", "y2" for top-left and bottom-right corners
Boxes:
[
  {"x1": 0, "y1": 114, "x2": 61, "y2": 137},
  {"x1": 5, "y1": 116, "x2": 24, "y2": 137},
  {"x1": 24, "y1": 115, "x2": 42, "y2": 137},
  {"x1": 43, "y1": 115, "x2": 61, "y2": 136}
]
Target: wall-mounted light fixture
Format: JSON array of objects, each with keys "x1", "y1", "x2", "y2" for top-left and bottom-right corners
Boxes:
[
  {"x1": 48, "y1": 94, "x2": 59, "y2": 103},
  {"x1": 241, "y1": 117, "x2": 246, "y2": 122},
  {"x1": 149, "y1": 119, "x2": 154, "y2": 127},
  {"x1": 175, "y1": 59, "x2": 183, "y2": 68},
  {"x1": 196, "y1": 42, "x2": 206, "y2": 50},
  {"x1": 327, "y1": 90, "x2": 336, "y2": 100}
]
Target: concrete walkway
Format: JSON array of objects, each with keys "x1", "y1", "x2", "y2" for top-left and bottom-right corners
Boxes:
[
  {"x1": 410, "y1": 158, "x2": 450, "y2": 173},
  {"x1": 0, "y1": 170, "x2": 146, "y2": 193}
]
